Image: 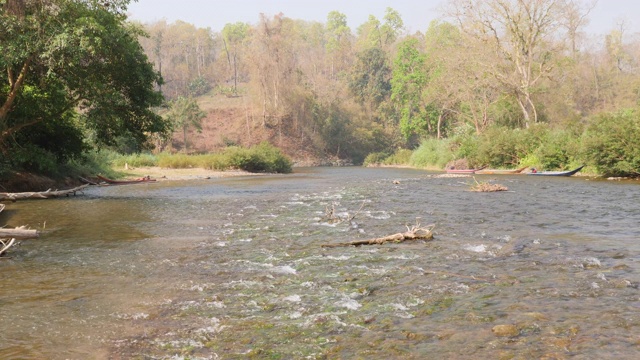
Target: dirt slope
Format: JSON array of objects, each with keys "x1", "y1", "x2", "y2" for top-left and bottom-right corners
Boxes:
[{"x1": 171, "y1": 94, "x2": 322, "y2": 165}]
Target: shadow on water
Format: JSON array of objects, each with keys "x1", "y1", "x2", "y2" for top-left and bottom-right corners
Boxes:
[{"x1": 1, "y1": 167, "x2": 640, "y2": 359}]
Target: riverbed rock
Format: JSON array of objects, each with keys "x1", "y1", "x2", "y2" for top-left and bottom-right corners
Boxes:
[{"x1": 492, "y1": 324, "x2": 519, "y2": 337}]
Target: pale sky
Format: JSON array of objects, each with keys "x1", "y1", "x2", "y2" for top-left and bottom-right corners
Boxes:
[{"x1": 127, "y1": 0, "x2": 640, "y2": 36}]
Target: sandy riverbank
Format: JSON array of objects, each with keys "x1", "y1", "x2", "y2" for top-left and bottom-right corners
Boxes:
[{"x1": 119, "y1": 166, "x2": 264, "y2": 181}]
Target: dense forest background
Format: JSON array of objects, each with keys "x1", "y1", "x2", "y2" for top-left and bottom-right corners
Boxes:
[
  {"x1": 134, "y1": 1, "x2": 640, "y2": 175},
  {"x1": 2, "y1": 0, "x2": 639, "y2": 180}
]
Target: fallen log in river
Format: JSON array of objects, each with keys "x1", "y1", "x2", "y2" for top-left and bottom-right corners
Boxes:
[
  {"x1": 0, "y1": 184, "x2": 88, "y2": 201},
  {"x1": 321, "y1": 224, "x2": 435, "y2": 248}
]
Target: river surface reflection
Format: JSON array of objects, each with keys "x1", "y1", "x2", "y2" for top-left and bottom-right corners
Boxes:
[{"x1": 1, "y1": 167, "x2": 639, "y2": 359}]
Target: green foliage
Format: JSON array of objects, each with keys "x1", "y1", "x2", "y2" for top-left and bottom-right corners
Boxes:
[
  {"x1": 391, "y1": 38, "x2": 428, "y2": 141},
  {"x1": 409, "y1": 138, "x2": 455, "y2": 169},
  {"x1": 0, "y1": 0, "x2": 168, "y2": 174},
  {"x1": 363, "y1": 152, "x2": 391, "y2": 166},
  {"x1": 188, "y1": 77, "x2": 212, "y2": 97},
  {"x1": 142, "y1": 143, "x2": 293, "y2": 173},
  {"x1": 582, "y1": 110, "x2": 640, "y2": 177},
  {"x1": 465, "y1": 126, "x2": 543, "y2": 167},
  {"x1": 363, "y1": 148, "x2": 412, "y2": 166},
  {"x1": 222, "y1": 142, "x2": 293, "y2": 173},
  {"x1": 111, "y1": 153, "x2": 158, "y2": 168},
  {"x1": 349, "y1": 48, "x2": 391, "y2": 107},
  {"x1": 384, "y1": 149, "x2": 413, "y2": 165},
  {"x1": 164, "y1": 96, "x2": 206, "y2": 152}
]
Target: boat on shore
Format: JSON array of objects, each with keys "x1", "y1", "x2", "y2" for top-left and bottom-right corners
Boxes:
[
  {"x1": 445, "y1": 166, "x2": 487, "y2": 174},
  {"x1": 526, "y1": 165, "x2": 585, "y2": 177},
  {"x1": 96, "y1": 175, "x2": 157, "y2": 184},
  {"x1": 475, "y1": 166, "x2": 528, "y2": 175}
]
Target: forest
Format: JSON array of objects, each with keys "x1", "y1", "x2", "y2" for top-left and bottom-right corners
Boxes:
[{"x1": 1, "y1": 0, "x2": 640, "y2": 180}]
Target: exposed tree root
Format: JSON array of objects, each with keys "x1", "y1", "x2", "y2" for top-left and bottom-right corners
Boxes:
[{"x1": 322, "y1": 224, "x2": 435, "y2": 248}]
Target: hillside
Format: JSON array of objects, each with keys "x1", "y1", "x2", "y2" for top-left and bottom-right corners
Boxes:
[{"x1": 170, "y1": 93, "x2": 326, "y2": 166}]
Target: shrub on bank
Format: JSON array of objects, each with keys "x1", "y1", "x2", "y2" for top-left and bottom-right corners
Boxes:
[
  {"x1": 106, "y1": 142, "x2": 293, "y2": 174},
  {"x1": 582, "y1": 110, "x2": 640, "y2": 177},
  {"x1": 362, "y1": 149, "x2": 412, "y2": 167},
  {"x1": 410, "y1": 138, "x2": 454, "y2": 169}
]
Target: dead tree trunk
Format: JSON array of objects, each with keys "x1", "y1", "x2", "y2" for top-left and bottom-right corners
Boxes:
[{"x1": 0, "y1": 184, "x2": 88, "y2": 201}]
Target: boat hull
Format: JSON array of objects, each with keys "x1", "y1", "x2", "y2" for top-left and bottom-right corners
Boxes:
[
  {"x1": 527, "y1": 165, "x2": 585, "y2": 177},
  {"x1": 475, "y1": 166, "x2": 528, "y2": 175},
  {"x1": 97, "y1": 175, "x2": 156, "y2": 184}
]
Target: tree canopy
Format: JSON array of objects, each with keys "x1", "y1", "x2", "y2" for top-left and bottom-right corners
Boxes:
[{"x1": 0, "y1": 0, "x2": 168, "y2": 164}]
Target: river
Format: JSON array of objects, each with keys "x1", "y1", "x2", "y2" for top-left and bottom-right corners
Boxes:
[{"x1": 1, "y1": 167, "x2": 639, "y2": 359}]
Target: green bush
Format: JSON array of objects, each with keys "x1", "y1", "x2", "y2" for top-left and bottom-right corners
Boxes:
[
  {"x1": 582, "y1": 110, "x2": 640, "y2": 177},
  {"x1": 384, "y1": 149, "x2": 413, "y2": 165},
  {"x1": 409, "y1": 138, "x2": 455, "y2": 169},
  {"x1": 470, "y1": 127, "x2": 538, "y2": 167},
  {"x1": 531, "y1": 129, "x2": 581, "y2": 170},
  {"x1": 223, "y1": 142, "x2": 293, "y2": 173},
  {"x1": 363, "y1": 152, "x2": 391, "y2": 166}
]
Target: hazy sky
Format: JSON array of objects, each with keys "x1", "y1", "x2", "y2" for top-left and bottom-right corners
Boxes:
[{"x1": 127, "y1": 0, "x2": 640, "y2": 36}]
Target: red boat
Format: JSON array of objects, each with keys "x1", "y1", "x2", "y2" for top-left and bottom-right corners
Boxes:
[{"x1": 96, "y1": 175, "x2": 156, "y2": 184}]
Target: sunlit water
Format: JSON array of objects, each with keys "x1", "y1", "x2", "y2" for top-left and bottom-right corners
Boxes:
[{"x1": 1, "y1": 167, "x2": 639, "y2": 359}]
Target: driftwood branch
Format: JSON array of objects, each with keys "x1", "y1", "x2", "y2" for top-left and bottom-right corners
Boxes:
[
  {"x1": 0, "y1": 227, "x2": 39, "y2": 239},
  {"x1": 0, "y1": 184, "x2": 89, "y2": 201},
  {"x1": 322, "y1": 224, "x2": 435, "y2": 248},
  {"x1": 470, "y1": 177, "x2": 508, "y2": 192},
  {"x1": 0, "y1": 238, "x2": 16, "y2": 256}
]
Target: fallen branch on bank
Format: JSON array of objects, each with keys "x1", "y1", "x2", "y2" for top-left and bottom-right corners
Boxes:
[
  {"x1": 321, "y1": 224, "x2": 435, "y2": 248},
  {"x1": 0, "y1": 184, "x2": 89, "y2": 201}
]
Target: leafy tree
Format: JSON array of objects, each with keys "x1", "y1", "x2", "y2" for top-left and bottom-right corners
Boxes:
[
  {"x1": 164, "y1": 96, "x2": 206, "y2": 153},
  {"x1": 390, "y1": 38, "x2": 428, "y2": 142},
  {"x1": 0, "y1": 0, "x2": 168, "y2": 162},
  {"x1": 356, "y1": 8, "x2": 404, "y2": 50},
  {"x1": 325, "y1": 11, "x2": 352, "y2": 78},
  {"x1": 349, "y1": 47, "x2": 391, "y2": 119}
]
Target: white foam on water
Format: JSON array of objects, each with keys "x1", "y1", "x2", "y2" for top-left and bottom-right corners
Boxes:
[
  {"x1": 272, "y1": 265, "x2": 297, "y2": 275},
  {"x1": 335, "y1": 297, "x2": 362, "y2": 310},
  {"x1": 284, "y1": 295, "x2": 302, "y2": 302}
]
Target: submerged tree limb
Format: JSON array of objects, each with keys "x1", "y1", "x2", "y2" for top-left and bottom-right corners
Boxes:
[
  {"x1": 0, "y1": 227, "x2": 39, "y2": 239},
  {"x1": 322, "y1": 224, "x2": 435, "y2": 248},
  {"x1": 0, "y1": 238, "x2": 16, "y2": 257},
  {"x1": 0, "y1": 184, "x2": 89, "y2": 201}
]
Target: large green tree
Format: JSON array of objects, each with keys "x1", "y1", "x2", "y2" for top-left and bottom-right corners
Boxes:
[{"x1": 0, "y1": 0, "x2": 168, "y2": 160}]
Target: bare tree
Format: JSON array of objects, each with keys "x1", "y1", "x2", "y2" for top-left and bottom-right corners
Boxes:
[{"x1": 446, "y1": 0, "x2": 567, "y2": 128}]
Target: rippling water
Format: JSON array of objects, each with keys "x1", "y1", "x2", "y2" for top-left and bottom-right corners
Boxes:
[{"x1": 1, "y1": 167, "x2": 640, "y2": 359}]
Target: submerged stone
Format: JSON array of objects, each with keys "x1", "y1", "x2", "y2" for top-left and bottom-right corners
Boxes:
[{"x1": 492, "y1": 324, "x2": 519, "y2": 337}]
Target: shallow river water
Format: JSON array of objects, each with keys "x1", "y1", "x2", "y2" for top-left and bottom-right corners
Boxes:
[{"x1": 1, "y1": 167, "x2": 640, "y2": 359}]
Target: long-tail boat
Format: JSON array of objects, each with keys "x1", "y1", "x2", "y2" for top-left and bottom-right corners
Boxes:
[
  {"x1": 475, "y1": 166, "x2": 528, "y2": 175},
  {"x1": 526, "y1": 165, "x2": 585, "y2": 177}
]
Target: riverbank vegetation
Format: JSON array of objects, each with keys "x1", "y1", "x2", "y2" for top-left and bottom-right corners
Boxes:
[
  {"x1": 2, "y1": 0, "x2": 640, "y2": 188},
  {"x1": 110, "y1": 142, "x2": 292, "y2": 173}
]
